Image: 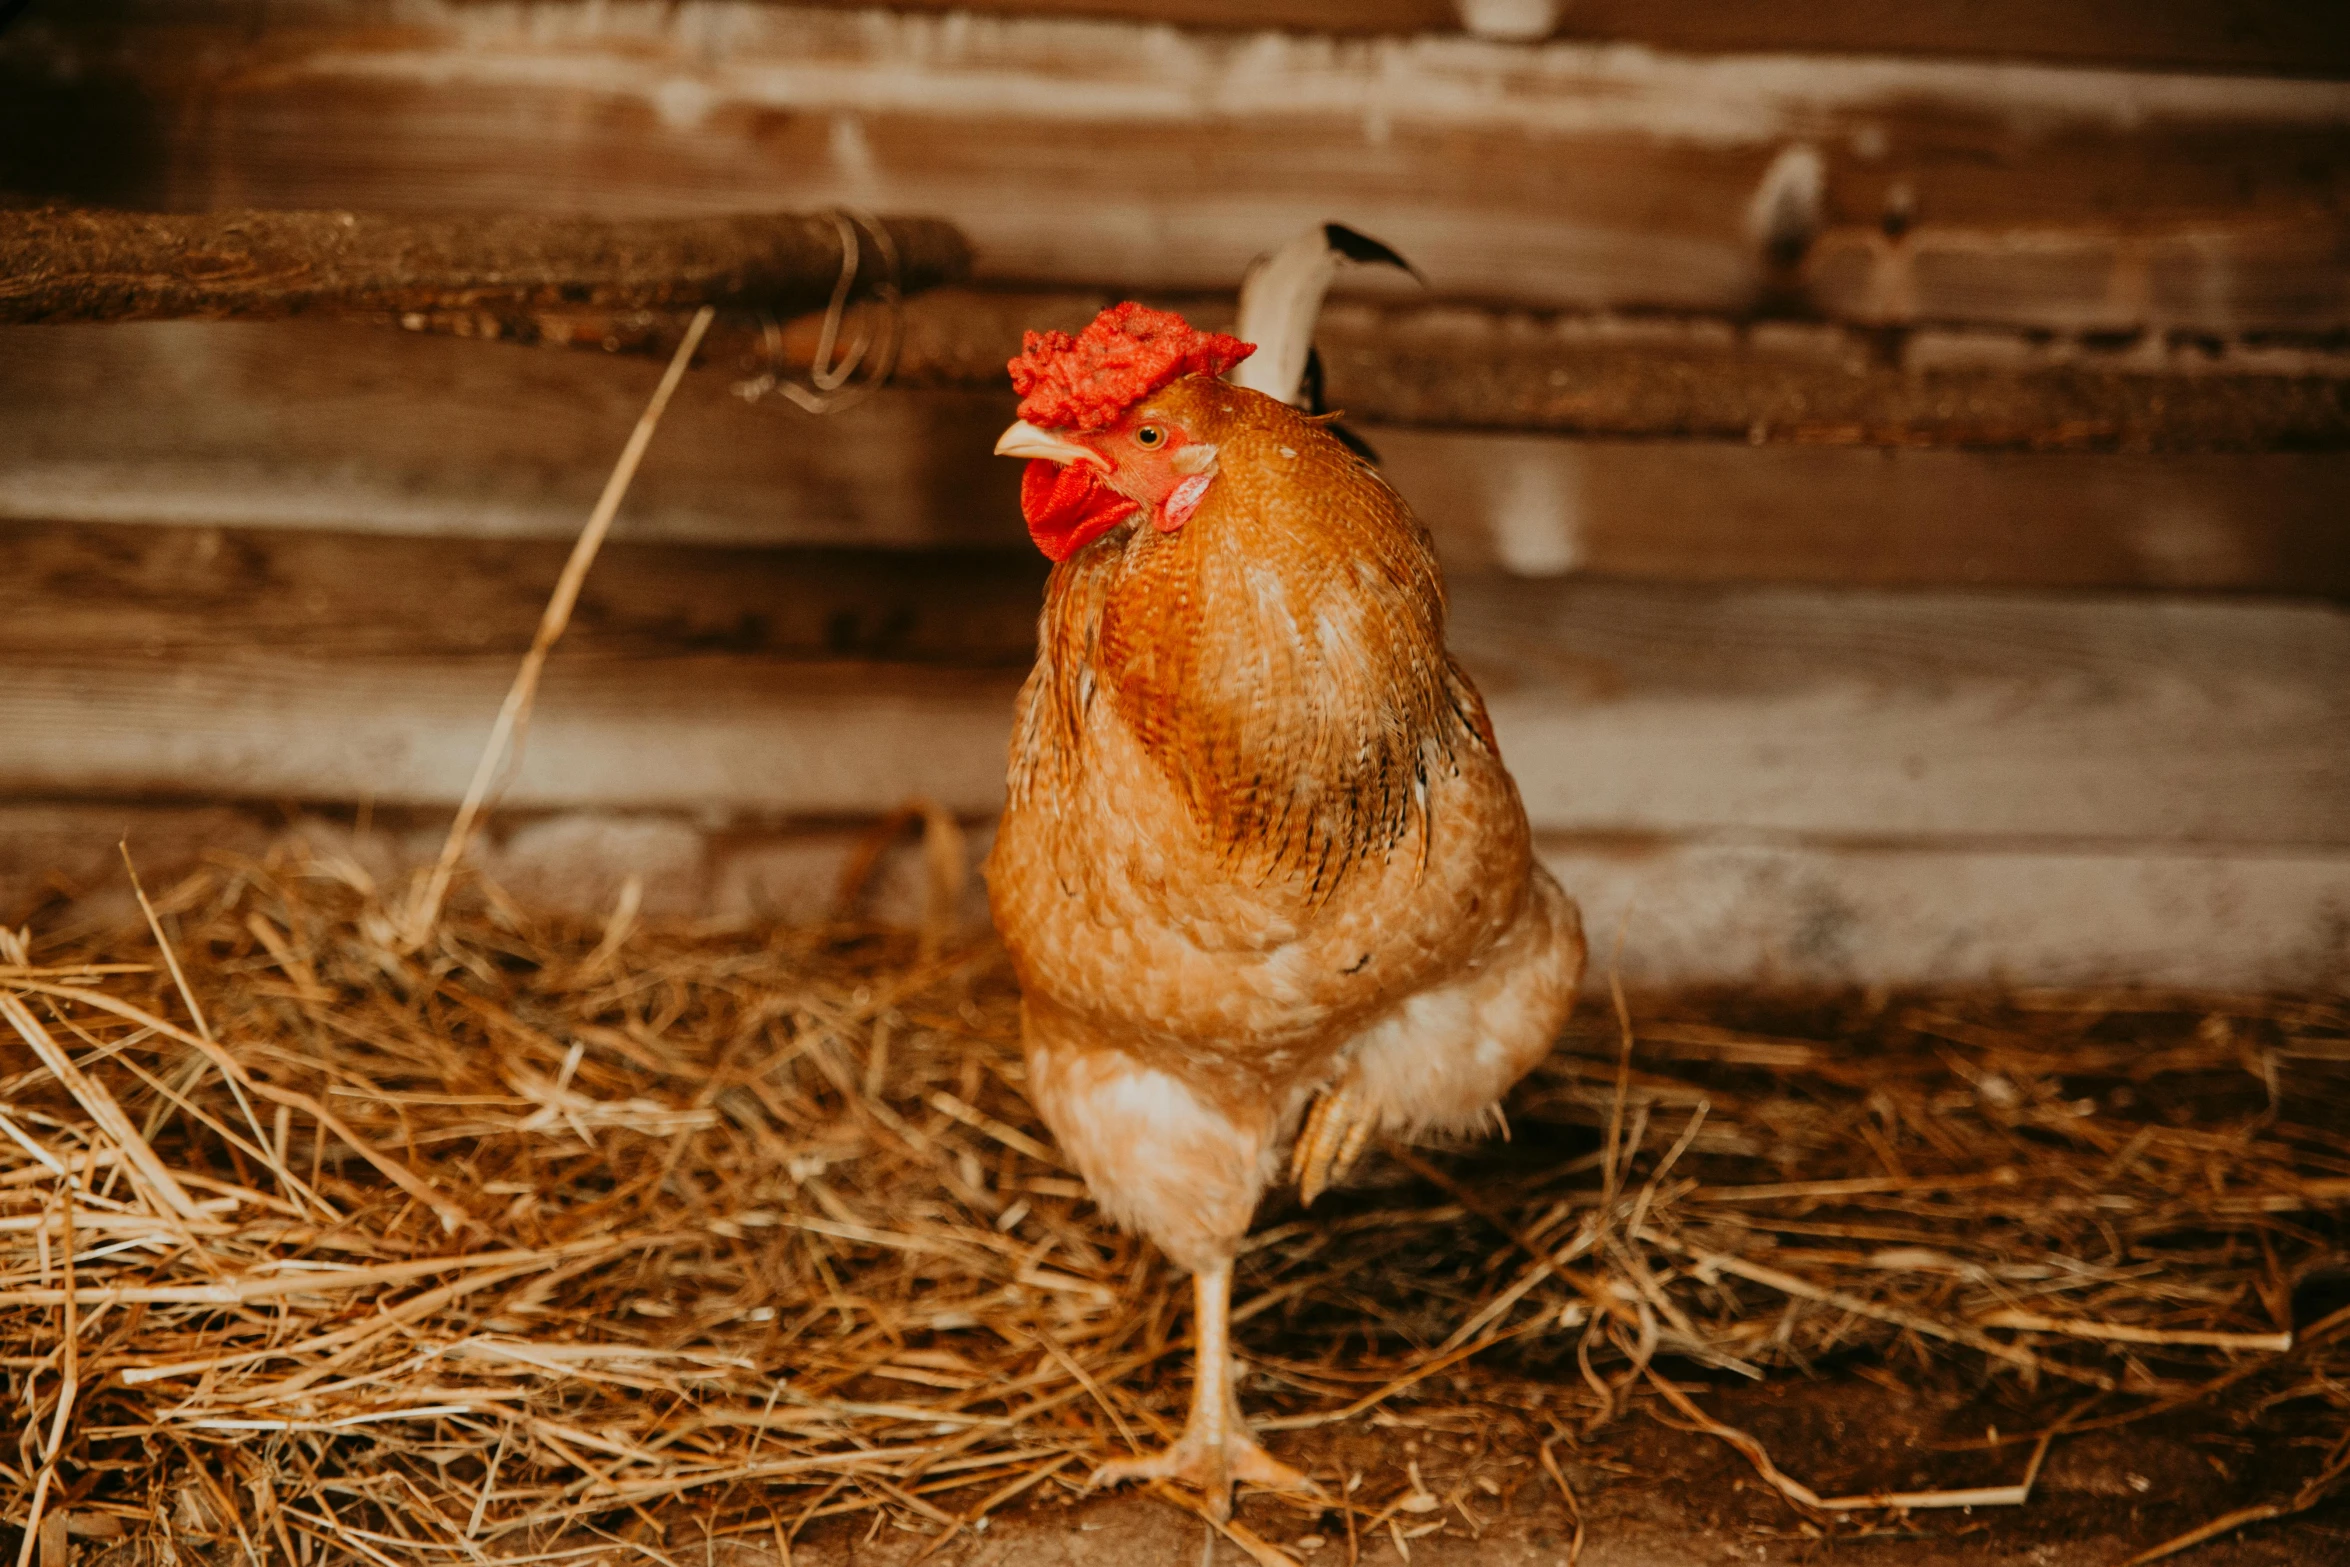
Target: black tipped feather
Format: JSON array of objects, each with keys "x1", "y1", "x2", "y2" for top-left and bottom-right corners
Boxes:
[
  {"x1": 1296, "y1": 349, "x2": 1381, "y2": 463},
  {"x1": 1322, "y1": 223, "x2": 1423, "y2": 282},
  {"x1": 1298, "y1": 346, "x2": 1328, "y2": 416},
  {"x1": 1329, "y1": 421, "x2": 1382, "y2": 465}
]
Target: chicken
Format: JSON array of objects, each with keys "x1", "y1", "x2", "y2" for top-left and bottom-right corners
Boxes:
[{"x1": 984, "y1": 259, "x2": 1585, "y2": 1517}]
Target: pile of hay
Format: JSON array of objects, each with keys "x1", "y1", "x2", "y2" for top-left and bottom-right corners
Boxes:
[{"x1": 2, "y1": 842, "x2": 2346, "y2": 1564}]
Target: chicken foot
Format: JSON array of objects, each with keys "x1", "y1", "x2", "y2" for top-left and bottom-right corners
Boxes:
[
  {"x1": 1092, "y1": 1262, "x2": 1321, "y2": 1521},
  {"x1": 1290, "y1": 1083, "x2": 1376, "y2": 1207}
]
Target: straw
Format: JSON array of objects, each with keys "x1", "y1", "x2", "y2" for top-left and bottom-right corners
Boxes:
[
  {"x1": 0, "y1": 851, "x2": 2343, "y2": 1560},
  {"x1": 400, "y1": 305, "x2": 717, "y2": 948}
]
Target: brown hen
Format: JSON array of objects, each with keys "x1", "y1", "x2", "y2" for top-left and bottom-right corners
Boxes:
[{"x1": 986, "y1": 296, "x2": 1585, "y2": 1516}]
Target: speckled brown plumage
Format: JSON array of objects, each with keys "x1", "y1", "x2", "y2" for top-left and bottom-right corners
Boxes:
[{"x1": 987, "y1": 377, "x2": 1585, "y2": 1278}]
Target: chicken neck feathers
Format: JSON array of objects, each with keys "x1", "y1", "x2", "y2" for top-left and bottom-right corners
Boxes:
[{"x1": 1010, "y1": 380, "x2": 1482, "y2": 904}]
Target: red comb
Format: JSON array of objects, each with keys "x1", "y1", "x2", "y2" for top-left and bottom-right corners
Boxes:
[{"x1": 1008, "y1": 303, "x2": 1254, "y2": 431}]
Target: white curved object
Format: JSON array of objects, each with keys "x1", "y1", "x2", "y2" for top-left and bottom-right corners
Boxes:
[{"x1": 1226, "y1": 223, "x2": 1417, "y2": 409}]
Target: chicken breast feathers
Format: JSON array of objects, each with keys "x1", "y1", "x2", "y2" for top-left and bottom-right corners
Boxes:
[{"x1": 986, "y1": 379, "x2": 1585, "y2": 1270}]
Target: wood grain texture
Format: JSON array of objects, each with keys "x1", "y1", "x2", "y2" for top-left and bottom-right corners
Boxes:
[
  {"x1": 5, "y1": 3, "x2": 2347, "y2": 331},
  {"x1": 785, "y1": 1, "x2": 2350, "y2": 77},
  {"x1": 407, "y1": 289, "x2": 2350, "y2": 452},
  {"x1": 1372, "y1": 433, "x2": 2350, "y2": 592},
  {"x1": 1444, "y1": 579, "x2": 2350, "y2": 848},
  {"x1": 0, "y1": 523, "x2": 1046, "y2": 666},
  {"x1": 0, "y1": 208, "x2": 969, "y2": 325},
  {"x1": 7, "y1": 804, "x2": 2341, "y2": 989},
  {"x1": 1310, "y1": 306, "x2": 2350, "y2": 452},
  {"x1": 0, "y1": 804, "x2": 982, "y2": 938},
  {"x1": 5, "y1": 324, "x2": 2346, "y2": 592},
  {"x1": 1, "y1": 528, "x2": 2342, "y2": 847},
  {"x1": 0, "y1": 646, "x2": 1024, "y2": 818},
  {"x1": 1540, "y1": 835, "x2": 2350, "y2": 990},
  {"x1": 917, "y1": 293, "x2": 2350, "y2": 452},
  {"x1": 0, "y1": 322, "x2": 1027, "y2": 550}
]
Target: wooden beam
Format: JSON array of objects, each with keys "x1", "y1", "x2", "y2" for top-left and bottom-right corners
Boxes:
[
  {"x1": 6, "y1": 325, "x2": 2346, "y2": 592},
  {"x1": 1373, "y1": 430, "x2": 2350, "y2": 591},
  {"x1": 0, "y1": 323, "x2": 1025, "y2": 550},
  {"x1": 0, "y1": 522, "x2": 1046, "y2": 667},
  {"x1": 0, "y1": 650, "x2": 1020, "y2": 822},
  {"x1": 6, "y1": 5, "x2": 2348, "y2": 333},
  {"x1": 1453, "y1": 579, "x2": 2350, "y2": 848},
  {"x1": 1318, "y1": 308, "x2": 2350, "y2": 453},
  {"x1": 7, "y1": 802, "x2": 2344, "y2": 990},
  {"x1": 739, "y1": 287, "x2": 2350, "y2": 451},
  {"x1": 785, "y1": 1, "x2": 2350, "y2": 77},
  {"x1": 1540, "y1": 835, "x2": 2350, "y2": 990},
  {"x1": 2, "y1": 522, "x2": 2343, "y2": 847},
  {"x1": 386, "y1": 287, "x2": 2350, "y2": 451},
  {"x1": 0, "y1": 208, "x2": 970, "y2": 325},
  {"x1": 3, "y1": 0, "x2": 2343, "y2": 82}
]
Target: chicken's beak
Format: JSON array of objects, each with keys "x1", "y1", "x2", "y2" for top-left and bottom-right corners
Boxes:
[{"x1": 994, "y1": 420, "x2": 1106, "y2": 470}]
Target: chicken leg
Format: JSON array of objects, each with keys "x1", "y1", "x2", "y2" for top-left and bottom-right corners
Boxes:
[{"x1": 1092, "y1": 1263, "x2": 1321, "y2": 1520}]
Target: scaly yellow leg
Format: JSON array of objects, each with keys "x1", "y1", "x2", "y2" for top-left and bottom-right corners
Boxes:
[{"x1": 1091, "y1": 1264, "x2": 1323, "y2": 1520}]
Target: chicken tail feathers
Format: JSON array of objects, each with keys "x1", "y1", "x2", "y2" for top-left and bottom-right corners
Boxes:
[
  {"x1": 1320, "y1": 222, "x2": 1422, "y2": 279},
  {"x1": 1226, "y1": 221, "x2": 1419, "y2": 412}
]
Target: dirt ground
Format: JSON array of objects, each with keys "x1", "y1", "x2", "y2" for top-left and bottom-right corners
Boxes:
[{"x1": 663, "y1": 1368, "x2": 2346, "y2": 1566}]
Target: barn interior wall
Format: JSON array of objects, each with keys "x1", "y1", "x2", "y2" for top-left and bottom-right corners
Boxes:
[{"x1": 1, "y1": 2, "x2": 2344, "y2": 990}]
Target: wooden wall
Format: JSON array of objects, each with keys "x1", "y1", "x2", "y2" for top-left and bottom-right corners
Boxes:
[
  {"x1": 1, "y1": 2, "x2": 2345, "y2": 988},
  {"x1": 9, "y1": 3, "x2": 2350, "y2": 331}
]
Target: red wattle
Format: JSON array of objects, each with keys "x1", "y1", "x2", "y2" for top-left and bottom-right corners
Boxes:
[{"x1": 1020, "y1": 460, "x2": 1137, "y2": 562}]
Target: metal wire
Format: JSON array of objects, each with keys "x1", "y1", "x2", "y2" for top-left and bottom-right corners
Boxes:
[{"x1": 732, "y1": 208, "x2": 904, "y2": 415}]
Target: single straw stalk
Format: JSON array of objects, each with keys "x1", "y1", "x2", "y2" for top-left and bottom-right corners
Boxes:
[{"x1": 400, "y1": 304, "x2": 717, "y2": 947}]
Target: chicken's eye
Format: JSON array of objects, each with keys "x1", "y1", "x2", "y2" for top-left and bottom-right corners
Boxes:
[{"x1": 1133, "y1": 425, "x2": 1166, "y2": 449}]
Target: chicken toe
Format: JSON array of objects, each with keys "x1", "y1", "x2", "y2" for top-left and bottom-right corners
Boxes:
[
  {"x1": 1092, "y1": 1263, "x2": 1324, "y2": 1520},
  {"x1": 1092, "y1": 1425, "x2": 1319, "y2": 1520},
  {"x1": 1290, "y1": 1084, "x2": 1377, "y2": 1207}
]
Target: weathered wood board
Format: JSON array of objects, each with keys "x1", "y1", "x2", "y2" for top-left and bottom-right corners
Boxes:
[
  {"x1": 3, "y1": 4, "x2": 2344, "y2": 994},
  {"x1": 1377, "y1": 432, "x2": 2350, "y2": 589},
  {"x1": 5, "y1": 326, "x2": 2346, "y2": 591},
  {"x1": 0, "y1": 208, "x2": 969, "y2": 324},
  {"x1": 793, "y1": 1, "x2": 2350, "y2": 77},
  {"x1": 1546, "y1": 836, "x2": 2350, "y2": 991},
  {"x1": 460, "y1": 288, "x2": 2350, "y2": 451},
  {"x1": 5, "y1": 3, "x2": 2348, "y2": 332},
  {"x1": 9, "y1": 803, "x2": 2343, "y2": 990},
  {"x1": 0, "y1": 323, "x2": 1023, "y2": 551},
  {"x1": 0, "y1": 523, "x2": 1046, "y2": 667},
  {"x1": 4, "y1": 520, "x2": 2343, "y2": 847}
]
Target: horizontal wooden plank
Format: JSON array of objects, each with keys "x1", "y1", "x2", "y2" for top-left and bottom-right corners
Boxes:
[
  {"x1": 1545, "y1": 836, "x2": 2350, "y2": 990},
  {"x1": 0, "y1": 208, "x2": 968, "y2": 324},
  {"x1": 1, "y1": 532, "x2": 2342, "y2": 845},
  {"x1": 789, "y1": 2, "x2": 2350, "y2": 77},
  {"x1": 1374, "y1": 434, "x2": 2350, "y2": 590},
  {"x1": 0, "y1": 1, "x2": 2293, "y2": 84},
  {"x1": 1313, "y1": 306, "x2": 2350, "y2": 452},
  {"x1": 0, "y1": 323, "x2": 1025, "y2": 550},
  {"x1": 0, "y1": 651, "x2": 1023, "y2": 821},
  {"x1": 404, "y1": 288, "x2": 2350, "y2": 451},
  {"x1": 5, "y1": 4, "x2": 2349, "y2": 331},
  {"x1": 0, "y1": 803, "x2": 282, "y2": 928},
  {"x1": 1453, "y1": 582, "x2": 2350, "y2": 847},
  {"x1": 0, "y1": 523, "x2": 1047, "y2": 667},
  {"x1": 6, "y1": 326, "x2": 2348, "y2": 591},
  {"x1": 8, "y1": 804, "x2": 2343, "y2": 989}
]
